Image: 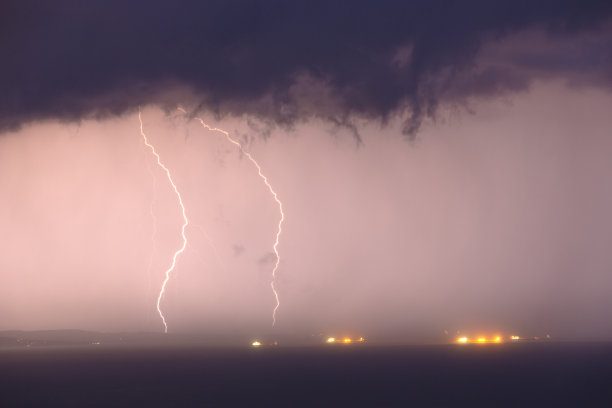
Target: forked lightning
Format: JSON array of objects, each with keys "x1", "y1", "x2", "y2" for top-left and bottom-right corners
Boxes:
[
  {"x1": 179, "y1": 108, "x2": 285, "y2": 326},
  {"x1": 139, "y1": 109, "x2": 189, "y2": 333}
]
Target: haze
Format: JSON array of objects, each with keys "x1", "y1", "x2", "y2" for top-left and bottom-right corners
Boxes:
[
  {"x1": 0, "y1": 81, "x2": 610, "y2": 342},
  {"x1": 1, "y1": 1, "x2": 612, "y2": 343}
]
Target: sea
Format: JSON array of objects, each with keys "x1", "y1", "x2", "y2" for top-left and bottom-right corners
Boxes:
[{"x1": 1, "y1": 342, "x2": 611, "y2": 407}]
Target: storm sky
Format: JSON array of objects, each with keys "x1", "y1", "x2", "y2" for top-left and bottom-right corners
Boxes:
[{"x1": 1, "y1": 1, "x2": 612, "y2": 341}]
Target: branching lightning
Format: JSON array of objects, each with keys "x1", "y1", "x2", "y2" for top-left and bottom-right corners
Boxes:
[
  {"x1": 181, "y1": 109, "x2": 285, "y2": 326},
  {"x1": 139, "y1": 109, "x2": 189, "y2": 333}
]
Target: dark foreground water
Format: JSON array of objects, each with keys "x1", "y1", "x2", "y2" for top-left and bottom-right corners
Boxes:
[{"x1": 1, "y1": 342, "x2": 611, "y2": 407}]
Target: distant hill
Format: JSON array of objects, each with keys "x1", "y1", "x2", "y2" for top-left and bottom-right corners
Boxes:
[
  {"x1": 0, "y1": 330, "x2": 258, "y2": 348},
  {"x1": 0, "y1": 330, "x2": 167, "y2": 347}
]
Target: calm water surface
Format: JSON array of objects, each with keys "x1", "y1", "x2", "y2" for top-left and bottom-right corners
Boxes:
[{"x1": 1, "y1": 342, "x2": 611, "y2": 407}]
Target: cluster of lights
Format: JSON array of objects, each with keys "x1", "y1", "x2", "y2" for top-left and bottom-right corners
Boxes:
[
  {"x1": 251, "y1": 340, "x2": 279, "y2": 347},
  {"x1": 456, "y1": 336, "x2": 504, "y2": 344},
  {"x1": 326, "y1": 337, "x2": 365, "y2": 344},
  {"x1": 456, "y1": 334, "x2": 551, "y2": 344}
]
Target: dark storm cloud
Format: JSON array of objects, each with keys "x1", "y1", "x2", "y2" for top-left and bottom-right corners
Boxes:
[{"x1": 1, "y1": 0, "x2": 611, "y2": 136}]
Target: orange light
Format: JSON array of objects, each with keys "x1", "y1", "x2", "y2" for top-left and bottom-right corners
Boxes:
[
  {"x1": 477, "y1": 337, "x2": 487, "y2": 343},
  {"x1": 343, "y1": 338, "x2": 352, "y2": 343},
  {"x1": 493, "y1": 336, "x2": 501, "y2": 343},
  {"x1": 457, "y1": 337, "x2": 468, "y2": 343},
  {"x1": 358, "y1": 337, "x2": 364, "y2": 342}
]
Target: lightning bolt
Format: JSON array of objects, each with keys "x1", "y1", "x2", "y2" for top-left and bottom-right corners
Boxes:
[
  {"x1": 138, "y1": 108, "x2": 189, "y2": 333},
  {"x1": 180, "y1": 109, "x2": 285, "y2": 326}
]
